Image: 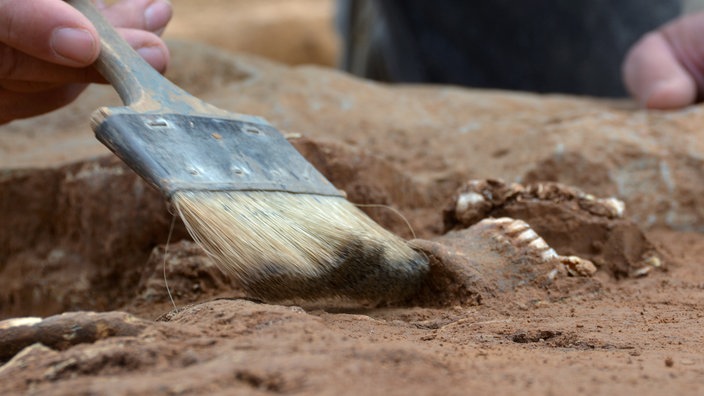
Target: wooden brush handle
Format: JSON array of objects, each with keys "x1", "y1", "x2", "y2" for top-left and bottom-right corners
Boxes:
[
  {"x1": 65, "y1": 0, "x2": 174, "y2": 107},
  {"x1": 66, "y1": 0, "x2": 241, "y2": 119}
]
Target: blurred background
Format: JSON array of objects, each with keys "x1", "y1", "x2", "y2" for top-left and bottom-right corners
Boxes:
[
  {"x1": 163, "y1": 0, "x2": 339, "y2": 67},
  {"x1": 162, "y1": 0, "x2": 704, "y2": 98}
]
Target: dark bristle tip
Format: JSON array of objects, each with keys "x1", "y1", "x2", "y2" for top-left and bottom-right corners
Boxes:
[
  {"x1": 172, "y1": 190, "x2": 429, "y2": 304},
  {"x1": 242, "y1": 239, "x2": 430, "y2": 303}
]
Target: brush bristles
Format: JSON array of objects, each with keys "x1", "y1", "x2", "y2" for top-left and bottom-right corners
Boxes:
[{"x1": 172, "y1": 190, "x2": 429, "y2": 302}]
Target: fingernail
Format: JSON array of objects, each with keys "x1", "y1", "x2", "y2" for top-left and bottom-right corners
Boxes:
[
  {"x1": 51, "y1": 27, "x2": 98, "y2": 65},
  {"x1": 145, "y1": 0, "x2": 172, "y2": 32},
  {"x1": 137, "y1": 46, "x2": 167, "y2": 72}
]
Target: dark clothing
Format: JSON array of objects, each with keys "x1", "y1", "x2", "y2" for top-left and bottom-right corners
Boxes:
[{"x1": 338, "y1": 0, "x2": 681, "y2": 96}]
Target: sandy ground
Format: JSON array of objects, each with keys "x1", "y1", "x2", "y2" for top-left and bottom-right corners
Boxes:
[
  {"x1": 164, "y1": 0, "x2": 339, "y2": 66},
  {"x1": 2, "y1": 1, "x2": 704, "y2": 395}
]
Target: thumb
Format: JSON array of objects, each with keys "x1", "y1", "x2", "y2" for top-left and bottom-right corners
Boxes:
[
  {"x1": 0, "y1": 0, "x2": 99, "y2": 67},
  {"x1": 622, "y1": 12, "x2": 704, "y2": 109}
]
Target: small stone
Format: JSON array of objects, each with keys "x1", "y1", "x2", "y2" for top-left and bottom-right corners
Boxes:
[{"x1": 665, "y1": 357, "x2": 674, "y2": 368}]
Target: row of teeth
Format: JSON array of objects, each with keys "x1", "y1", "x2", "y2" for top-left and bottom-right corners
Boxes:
[
  {"x1": 455, "y1": 183, "x2": 626, "y2": 220},
  {"x1": 486, "y1": 217, "x2": 558, "y2": 262},
  {"x1": 480, "y1": 217, "x2": 597, "y2": 277}
]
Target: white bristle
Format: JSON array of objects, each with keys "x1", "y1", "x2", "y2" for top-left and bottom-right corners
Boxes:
[{"x1": 172, "y1": 190, "x2": 428, "y2": 301}]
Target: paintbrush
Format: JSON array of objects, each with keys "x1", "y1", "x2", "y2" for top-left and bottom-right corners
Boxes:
[{"x1": 67, "y1": 0, "x2": 428, "y2": 303}]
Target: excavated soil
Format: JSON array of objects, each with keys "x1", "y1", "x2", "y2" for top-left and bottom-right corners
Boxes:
[{"x1": 2, "y1": 1, "x2": 704, "y2": 395}]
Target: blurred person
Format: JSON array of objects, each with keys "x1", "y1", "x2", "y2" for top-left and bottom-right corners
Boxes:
[
  {"x1": 337, "y1": 0, "x2": 704, "y2": 109},
  {"x1": 0, "y1": 0, "x2": 172, "y2": 124}
]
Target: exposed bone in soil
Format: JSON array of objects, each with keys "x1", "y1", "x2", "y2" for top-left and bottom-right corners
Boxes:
[{"x1": 444, "y1": 179, "x2": 667, "y2": 279}]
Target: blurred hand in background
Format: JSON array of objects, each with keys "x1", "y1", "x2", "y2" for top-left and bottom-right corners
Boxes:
[
  {"x1": 339, "y1": 1, "x2": 704, "y2": 110},
  {"x1": 623, "y1": 12, "x2": 704, "y2": 109}
]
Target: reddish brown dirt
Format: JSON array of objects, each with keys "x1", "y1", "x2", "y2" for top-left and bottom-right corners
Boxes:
[{"x1": 2, "y1": 2, "x2": 704, "y2": 395}]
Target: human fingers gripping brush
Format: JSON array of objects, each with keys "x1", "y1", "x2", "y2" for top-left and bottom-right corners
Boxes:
[{"x1": 67, "y1": 0, "x2": 428, "y2": 303}]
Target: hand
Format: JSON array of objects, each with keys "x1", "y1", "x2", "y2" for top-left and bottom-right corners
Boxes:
[
  {"x1": 623, "y1": 12, "x2": 704, "y2": 109},
  {"x1": 0, "y1": 0, "x2": 172, "y2": 124}
]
